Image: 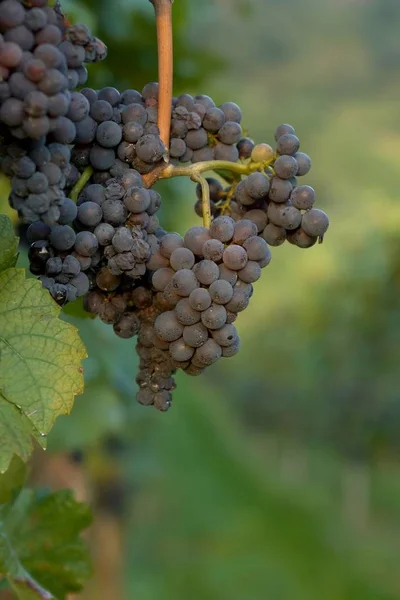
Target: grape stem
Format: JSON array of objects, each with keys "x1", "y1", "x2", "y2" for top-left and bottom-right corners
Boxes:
[
  {"x1": 142, "y1": 157, "x2": 273, "y2": 188},
  {"x1": 190, "y1": 173, "x2": 211, "y2": 229},
  {"x1": 69, "y1": 166, "x2": 94, "y2": 202},
  {"x1": 151, "y1": 0, "x2": 174, "y2": 152}
]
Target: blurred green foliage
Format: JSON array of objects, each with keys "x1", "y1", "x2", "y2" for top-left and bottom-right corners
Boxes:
[{"x1": 3, "y1": 0, "x2": 400, "y2": 597}]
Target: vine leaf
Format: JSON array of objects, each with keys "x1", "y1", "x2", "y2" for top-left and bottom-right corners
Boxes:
[
  {"x1": 0, "y1": 269, "x2": 87, "y2": 473},
  {"x1": 0, "y1": 215, "x2": 18, "y2": 273},
  {"x1": 0, "y1": 488, "x2": 92, "y2": 599},
  {"x1": 0, "y1": 455, "x2": 27, "y2": 505}
]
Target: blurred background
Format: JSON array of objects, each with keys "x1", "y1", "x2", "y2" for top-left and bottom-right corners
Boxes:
[{"x1": 5, "y1": 0, "x2": 400, "y2": 598}]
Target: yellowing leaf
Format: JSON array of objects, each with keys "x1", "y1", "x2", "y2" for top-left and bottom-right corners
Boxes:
[
  {"x1": 0, "y1": 214, "x2": 18, "y2": 273},
  {"x1": 0, "y1": 269, "x2": 87, "y2": 472}
]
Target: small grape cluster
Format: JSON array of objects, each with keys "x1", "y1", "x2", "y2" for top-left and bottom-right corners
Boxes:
[
  {"x1": 26, "y1": 167, "x2": 163, "y2": 306},
  {"x1": 194, "y1": 124, "x2": 329, "y2": 249}
]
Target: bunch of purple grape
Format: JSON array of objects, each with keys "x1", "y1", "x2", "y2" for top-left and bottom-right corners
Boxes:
[{"x1": 0, "y1": 0, "x2": 330, "y2": 411}]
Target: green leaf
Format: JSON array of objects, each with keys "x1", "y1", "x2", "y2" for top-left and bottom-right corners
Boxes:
[
  {"x1": 0, "y1": 215, "x2": 19, "y2": 273},
  {"x1": 0, "y1": 269, "x2": 87, "y2": 472},
  {"x1": 0, "y1": 455, "x2": 27, "y2": 505},
  {"x1": 0, "y1": 488, "x2": 91, "y2": 599}
]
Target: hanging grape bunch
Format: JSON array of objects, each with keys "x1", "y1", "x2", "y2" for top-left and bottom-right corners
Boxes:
[{"x1": 0, "y1": 0, "x2": 329, "y2": 412}]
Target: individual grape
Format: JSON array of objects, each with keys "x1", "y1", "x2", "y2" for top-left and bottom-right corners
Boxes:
[
  {"x1": 212, "y1": 323, "x2": 238, "y2": 347},
  {"x1": 250, "y1": 143, "x2": 274, "y2": 163},
  {"x1": 290, "y1": 185, "x2": 315, "y2": 210},
  {"x1": 294, "y1": 152, "x2": 312, "y2": 176},
  {"x1": 9, "y1": 72, "x2": 36, "y2": 99},
  {"x1": 82, "y1": 184, "x2": 106, "y2": 206},
  {"x1": 0, "y1": 40, "x2": 23, "y2": 68},
  {"x1": 222, "y1": 337, "x2": 240, "y2": 358},
  {"x1": 218, "y1": 264, "x2": 238, "y2": 286},
  {"x1": 218, "y1": 121, "x2": 242, "y2": 145},
  {"x1": 62, "y1": 255, "x2": 81, "y2": 277},
  {"x1": 202, "y1": 238, "x2": 224, "y2": 262},
  {"x1": 93, "y1": 222, "x2": 114, "y2": 246},
  {"x1": 123, "y1": 186, "x2": 151, "y2": 213},
  {"x1": 24, "y1": 8, "x2": 47, "y2": 32},
  {"x1": 23, "y1": 57, "x2": 47, "y2": 82},
  {"x1": 80, "y1": 87, "x2": 98, "y2": 105},
  {"x1": 113, "y1": 312, "x2": 140, "y2": 339},
  {"x1": 268, "y1": 176, "x2": 293, "y2": 203},
  {"x1": 184, "y1": 226, "x2": 211, "y2": 255},
  {"x1": 262, "y1": 223, "x2": 286, "y2": 246},
  {"x1": 112, "y1": 227, "x2": 133, "y2": 253},
  {"x1": 193, "y1": 94, "x2": 215, "y2": 110},
  {"x1": 147, "y1": 249, "x2": 169, "y2": 270},
  {"x1": 0, "y1": 1, "x2": 25, "y2": 30},
  {"x1": 201, "y1": 303, "x2": 227, "y2": 330},
  {"x1": 237, "y1": 137, "x2": 255, "y2": 159},
  {"x1": 169, "y1": 137, "x2": 186, "y2": 158},
  {"x1": 209, "y1": 279, "x2": 234, "y2": 305},
  {"x1": 74, "y1": 115, "x2": 97, "y2": 144},
  {"x1": 195, "y1": 178, "x2": 223, "y2": 203},
  {"x1": 50, "y1": 283, "x2": 68, "y2": 306},
  {"x1": 120, "y1": 89, "x2": 141, "y2": 105},
  {"x1": 155, "y1": 311, "x2": 184, "y2": 342},
  {"x1": 0, "y1": 97, "x2": 24, "y2": 126},
  {"x1": 33, "y1": 43, "x2": 63, "y2": 68},
  {"x1": 301, "y1": 208, "x2": 329, "y2": 237},
  {"x1": 180, "y1": 147, "x2": 193, "y2": 162},
  {"x1": 222, "y1": 245, "x2": 248, "y2": 270},
  {"x1": 169, "y1": 338, "x2": 195, "y2": 362},
  {"x1": 182, "y1": 322, "x2": 208, "y2": 348},
  {"x1": 136, "y1": 134, "x2": 165, "y2": 163},
  {"x1": 267, "y1": 202, "x2": 302, "y2": 230},
  {"x1": 58, "y1": 198, "x2": 78, "y2": 224},
  {"x1": 274, "y1": 154, "x2": 299, "y2": 180},
  {"x1": 152, "y1": 267, "x2": 174, "y2": 292},
  {"x1": 210, "y1": 215, "x2": 235, "y2": 242},
  {"x1": 121, "y1": 103, "x2": 147, "y2": 126},
  {"x1": 49, "y1": 225, "x2": 76, "y2": 251},
  {"x1": 77, "y1": 201, "x2": 103, "y2": 227},
  {"x1": 225, "y1": 288, "x2": 250, "y2": 313},
  {"x1": 169, "y1": 247, "x2": 195, "y2": 271},
  {"x1": 91, "y1": 99, "x2": 113, "y2": 122},
  {"x1": 122, "y1": 120, "x2": 143, "y2": 144},
  {"x1": 26, "y1": 221, "x2": 50, "y2": 243},
  {"x1": 45, "y1": 256, "x2": 62, "y2": 276},
  {"x1": 242, "y1": 209, "x2": 266, "y2": 233},
  {"x1": 244, "y1": 172, "x2": 270, "y2": 199},
  {"x1": 96, "y1": 267, "x2": 121, "y2": 292},
  {"x1": 238, "y1": 260, "x2": 262, "y2": 283},
  {"x1": 276, "y1": 133, "x2": 300, "y2": 156},
  {"x1": 184, "y1": 364, "x2": 204, "y2": 377},
  {"x1": 24, "y1": 90, "x2": 48, "y2": 117},
  {"x1": 184, "y1": 128, "x2": 208, "y2": 152},
  {"x1": 243, "y1": 236, "x2": 270, "y2": 262},
  {"x1": 98, "y1": 87, "x2": 120, "y2": 106},
  {"x1": 188, "y1": 288, "x2": 211, "y2": 313},
  {"x1": 203, "y1": 107, "x2": 225, "y2": 132},
  {"x1": 74, "y1": 230, "x2": 99, "y2": 256},
  {"x1": 160, "y1": 233, "x2": 184, "y2": 256},
  {"x1": 175, "y1": 297, "x2": 201, "y2": 326},
  {"x1": 192, "y1": 259, "x2": 219, "y2": 286},
  {"x1": 25, "y1": 192, "x2": 50, "y2": 214},
  {"x1": 51, "y1": 116, "x2": 76, "y2": 143},
  {"x1": 26, "y1": 171, "x2": 48, "y2": 194},
  {"x1": 153, "y1": 391, "x2": 172, "y2": 412},
  {"x1": 96, "y1": 120, "x2": 122, "y2": 148},
  {"x1": 231, "y1": 219, "x2": 257, "y2": 244},
  {"x1": 137, "y1": 389, "x2": 154, "y2": 407},
  {"x1": 172, "y1": 268, "x2": 199, "y2": 296},
  {"x1": 194, "y1": 338, "x2": 222, "y2": 366},
  {"x1": 70, "y1": 272, "x2": 90, "y2": 296},
  {"x1": 23, "y1": 115, "x2": 50, "y2": 138},
  {"x1": 89, "y1": 145, "x2": 115, "y2": 170},
  {"x1": 219, "y1": 101, "x2": 242, "y2": 123},
  {"x1": 214, "y1": 142, "x2": 239, "y2": 162},
  {"x1": 274, "y1": 123, "x2": 295, "y2": 141},
  {"x1": 287, "y1": 228, "x2": 317, "y2": 248}
]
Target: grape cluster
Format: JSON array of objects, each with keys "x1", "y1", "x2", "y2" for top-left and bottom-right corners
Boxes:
[
  {"x1": 26, "y1": 167, "x2": 163, "y2": 306},
  {"x1": 0, "y1": 1, "x2": 330, "y2": 412},
  {"x1": 0, "y1": 0, "x2": 105, "y2": 140},
  {"x1": 193, "y1": 124, "x2": 329, "y2": 249}
]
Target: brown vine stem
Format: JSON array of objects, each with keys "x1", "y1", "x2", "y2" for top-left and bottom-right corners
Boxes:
[{"x1": 151, "y1": 0, "x2": 174, "y2": 151}]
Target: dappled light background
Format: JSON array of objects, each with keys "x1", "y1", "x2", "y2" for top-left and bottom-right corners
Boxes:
[{"x1": 7, "y1": 0, "x2": 400, "y2": 598}]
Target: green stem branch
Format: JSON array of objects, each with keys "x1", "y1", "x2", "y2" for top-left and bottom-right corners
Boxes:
[
  {"x1": 190, "y1": 173, "x2": 211, "y2": 229},
  {"x1": 69, "y1": 167, "x2": 93, "y2": 203}
]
